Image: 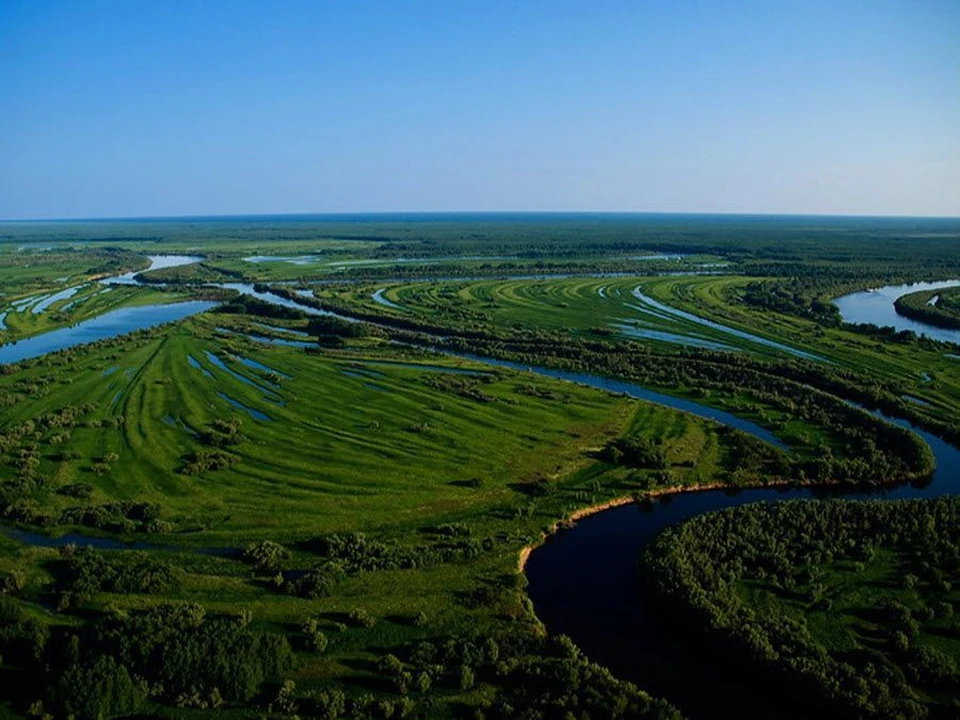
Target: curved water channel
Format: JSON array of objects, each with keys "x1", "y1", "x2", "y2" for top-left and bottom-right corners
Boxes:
[
  {"x1": 0, "y1": 255, "x2": 210, "y2": 365},
  {"x1": 834, "y1": 278, "x2": 960, "y2": 345},
  {"x1": 4, "y1": 257, "x2": 960, "y2": 716}
]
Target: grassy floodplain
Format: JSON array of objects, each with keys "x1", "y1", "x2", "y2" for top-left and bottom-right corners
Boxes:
[
  {"x1": 0, "y1": 214, "x2": 959, "y2": 719},
  {"x1": 318, "y1": 273, "x2": 960, "y2": 423},
  {"x1": 1, "y1": 305, "x2": 742, "y2": 718}
]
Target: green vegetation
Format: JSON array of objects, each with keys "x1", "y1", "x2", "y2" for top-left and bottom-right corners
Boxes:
[
  {"x1": 641, "y1": 498, "x2": 960, "y2": 719},
  {"x1": 0, "y1": 308, "x2": 719, "y2": 717},
  {"x1": 0, "y1": 215, "x2": 959, "y2": 718},
  {"x1": 896, "y1": 286, "x2": 960, "y2": 330}
]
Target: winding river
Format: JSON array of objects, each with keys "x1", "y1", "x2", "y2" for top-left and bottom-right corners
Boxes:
[
  {"x1": 4, "y1": 257, "x2": 960, "y2": 716},
  {"x1": 834, "y1": 278, "x2": 960, "y2": 345}
]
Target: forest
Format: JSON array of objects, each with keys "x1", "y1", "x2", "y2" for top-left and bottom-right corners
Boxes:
[{"x1": 640, "y1": 498, "x2": 960, "y2": 719}]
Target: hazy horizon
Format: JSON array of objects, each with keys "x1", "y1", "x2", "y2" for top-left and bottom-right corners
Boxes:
[
  {"x1": 2, "y1": 1, "x2": 958, "y2": 220},
  {"x1": 3, "y1": 211, "x2": 960, "y2": 225}
]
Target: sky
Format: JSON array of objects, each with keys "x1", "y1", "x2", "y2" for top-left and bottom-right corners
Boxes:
[{"x1": 0, "y1": 0, "x2": 958, "y2": 219}]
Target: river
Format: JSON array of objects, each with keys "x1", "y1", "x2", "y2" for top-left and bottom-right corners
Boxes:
[
  {"x1": 834, "y1": 278, "x2": 960, "y2": 345},
  {"x1": 0, "y1": 255, "x2": 212, "y2": 365}
]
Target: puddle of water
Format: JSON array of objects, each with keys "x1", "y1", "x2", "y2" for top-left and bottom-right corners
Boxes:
[
  {"x1": 232, "y1": 355, "x2": 292, "y2": 380},
  {"x1": 31, "y1": 285, "x2": 83, "y2": 314},
  {"x1": 187, "y1": 354, "x2": 214, "y2": 378},
  {"x1": 204, "y1": 351, "x2": 279, "y2": 396},
  {"x1": 217, "y1": 391, "x2": 272, "y2": 421}
]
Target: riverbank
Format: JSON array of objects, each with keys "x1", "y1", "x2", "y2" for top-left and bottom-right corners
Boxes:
[{"x1": 518, "y1": 479, "x2": 805, "y2": 572}]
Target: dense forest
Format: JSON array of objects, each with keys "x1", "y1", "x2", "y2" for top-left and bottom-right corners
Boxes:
[{"x1": 640, "y1": 498, "x2": 960, "y2": 719}]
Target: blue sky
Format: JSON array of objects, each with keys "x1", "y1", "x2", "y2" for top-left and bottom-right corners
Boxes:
[{"x1": 1, "y1": 0, "x2": 957, "y2": 219}]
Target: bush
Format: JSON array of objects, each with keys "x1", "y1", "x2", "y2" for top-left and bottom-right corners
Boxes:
[
  {"x1": 243, "y1": 540, "x2": 291, "y2": 574},
  {"x1": 348, "y1": 609, "x2": 376, "y2": 628},
  {"x1": 56, "y1": 483, "x2": 94, "y2": 499}
]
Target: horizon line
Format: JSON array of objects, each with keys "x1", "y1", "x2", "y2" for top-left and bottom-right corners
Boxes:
[{"x1": 2, "y1": 209, "x2": 960, "y2": 224}]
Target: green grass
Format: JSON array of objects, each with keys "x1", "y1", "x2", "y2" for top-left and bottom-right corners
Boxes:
[
  {"x1": 0, "y1": 307, "x2": 749, "y2": 713},
  {"x1": 312, "y1": 273, "x2": 960, "y2": 419}
]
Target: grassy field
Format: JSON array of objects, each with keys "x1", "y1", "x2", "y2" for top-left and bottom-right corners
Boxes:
[
  {"x1": 313, "y1": 274, "x2": 960, "y2": 421},
  {"x1": 0, "y1": 306, "x2": 750, "y2": 715}
]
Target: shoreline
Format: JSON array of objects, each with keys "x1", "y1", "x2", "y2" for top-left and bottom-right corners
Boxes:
[
  {"x1": 516, "y1": 479, "x2": 795, "y2": 572},
  {"x1": 514, "y1": 470, "x2": 936, "y2": 573}
]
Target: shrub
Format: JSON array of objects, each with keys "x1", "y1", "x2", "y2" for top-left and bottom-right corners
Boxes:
[
  {"x1": 243, "y1": 540, "x2": 291, "y2": 574},
  {"x1": 348, "y1": 609, "x2": 376, "y2": 629}
]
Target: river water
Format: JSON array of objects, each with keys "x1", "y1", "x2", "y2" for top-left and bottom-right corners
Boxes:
[
  {"x1": 0, "y1": 255, "x2": 213, "y2": 365},
  {"x1": 834, "y1": 279, "x2": 960, "y2": 345}
]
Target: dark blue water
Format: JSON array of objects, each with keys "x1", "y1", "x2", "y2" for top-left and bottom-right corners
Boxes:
[
  {"x1": 524, "y1": 411, "x2": 959, "y2": 719},
  {"x1": 0, "y1": 301, "x2": 217, "y2": 364}
]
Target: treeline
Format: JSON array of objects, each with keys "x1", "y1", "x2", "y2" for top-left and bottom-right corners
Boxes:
[
  {"x1": 895, "y1": 288, "x2": 960, "y2": 331},
  {"x1": 181, "y1": 417, "x2": 243, "y2": 475},
  {"x1": 5, "y1": 214, "x2": 960, "y2": 266},
  {"x1": 0, "y1": 598, "x2": 293, "y2": 718},
  {"x1": 0, "y1": 545, "x2": 682, "y2": 718},
  {"x1": 241, "y1": 531, "x2": 514, "y2": 599},
  {"x1": 285, "y1": 628, "x2": 679, "y2": 720},
  {"x1": 641, "y1": 498, "x2": 960, "y2": 719},
  {"x1": 215, "y1": 293, "x2": 306, "y2": 320},
  {"x1": 54, "y1": 546, "x2": 181, "y2": 608}
]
